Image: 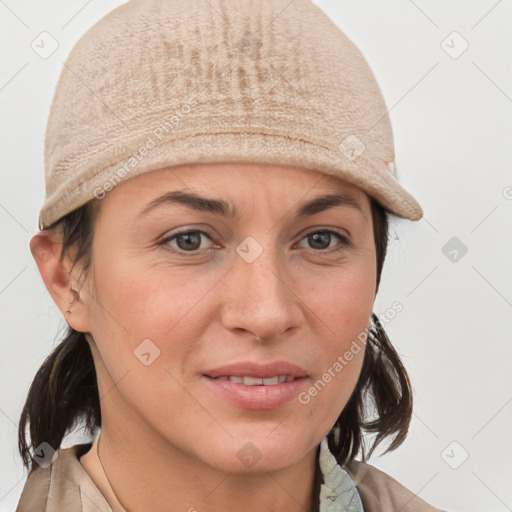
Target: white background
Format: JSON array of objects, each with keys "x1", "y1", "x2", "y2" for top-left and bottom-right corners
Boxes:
[{"x1": 1, "y1": 1, "x2": 511, "y2": 511}]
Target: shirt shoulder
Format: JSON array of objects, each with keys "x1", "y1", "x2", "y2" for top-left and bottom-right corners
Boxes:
[
  {"x1": 343, "y1": 459, "x2": 447, "y2": 512},
  {"x1": 16, "y1": 443, "x2": 112, "y2": 512}
]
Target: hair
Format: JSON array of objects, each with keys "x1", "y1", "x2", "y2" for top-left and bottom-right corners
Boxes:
[{"x1": 19, "y1": 196, "x2": 413, "y2": 490}]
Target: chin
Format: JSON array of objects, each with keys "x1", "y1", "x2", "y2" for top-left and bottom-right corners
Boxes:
[{"x1": 199, "y1": 429, "x2": 318, "y2": 474}]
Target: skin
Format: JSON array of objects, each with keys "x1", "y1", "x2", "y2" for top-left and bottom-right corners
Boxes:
[{"x1": 31, "y1": 162, "x2": 377, "y2": 512}]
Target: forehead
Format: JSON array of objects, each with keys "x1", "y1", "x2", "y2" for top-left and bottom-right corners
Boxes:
[{"x1": 94, "y1": 162, "x2": 372, "y2": 222}]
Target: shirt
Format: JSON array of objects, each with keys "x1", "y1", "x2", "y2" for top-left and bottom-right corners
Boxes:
[{"x1": 16, "y1": 435, "x2": 444, "y2": 511}]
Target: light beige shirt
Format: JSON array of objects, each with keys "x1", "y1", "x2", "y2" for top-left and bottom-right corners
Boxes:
[{"x1": 16, "y1": 436, "x2": 445, "y2": 512}]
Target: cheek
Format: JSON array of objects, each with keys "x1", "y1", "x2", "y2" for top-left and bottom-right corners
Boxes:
[
  {"x1": 86, "y1": 256, "x2": 217, "y2": 375},
  {"x1": 303, "y1": 254, "x2": 376, "y2": 338},
  {"x1": 297, "y1": 260, "x2": 375, "y2": 419},
  {"x1": 85, "y1": 261, "x2": 210, "y2": 422}
]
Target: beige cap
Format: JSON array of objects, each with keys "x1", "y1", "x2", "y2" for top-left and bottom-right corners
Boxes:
[{"x1": 39, "y1": 0, "x2": 423, "y2": 230}]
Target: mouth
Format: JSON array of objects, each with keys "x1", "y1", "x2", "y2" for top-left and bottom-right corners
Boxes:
[
  {"x1": 203, "y1": 360, "x2": 308, "y2": 380},
  {"x1": 202, "y1": 361, "x2": 309, "y2": 410},
  {"x1": 208, "y1": 375, "x2": 299, "y2": 385}
]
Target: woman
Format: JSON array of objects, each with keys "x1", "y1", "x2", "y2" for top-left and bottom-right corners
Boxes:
[{"x1": 16, "y1": 0, "x2": 443, "y2": 510}]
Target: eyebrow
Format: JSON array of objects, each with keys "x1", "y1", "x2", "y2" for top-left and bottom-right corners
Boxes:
[{"x1": 137, "y1": 190, "x2": 364, "y2": 220}]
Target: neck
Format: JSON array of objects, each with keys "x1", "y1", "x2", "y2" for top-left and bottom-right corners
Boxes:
[{"x1": 95, "y1": 400, "x2": 319, "y2": 512}]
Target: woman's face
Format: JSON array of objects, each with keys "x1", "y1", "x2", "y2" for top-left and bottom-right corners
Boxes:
[{"x1": 70, "y1": 162, "x2": 377, "y2": 472}]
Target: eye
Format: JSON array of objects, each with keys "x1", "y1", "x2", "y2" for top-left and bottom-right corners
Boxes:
[
  {"x1": 158, "y1": 227, "x2": 351, "y2": 255},
  {"x1": 158, "y1": 229, "x2": 216, "y2": 253},
  {"x1": 297, "y1": 229, "x2": 351, "y2": 252}
]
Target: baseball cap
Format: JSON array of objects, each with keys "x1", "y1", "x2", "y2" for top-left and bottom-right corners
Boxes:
[{"x1": 38, "y1": 0, "x2": 423, "y2": 230}]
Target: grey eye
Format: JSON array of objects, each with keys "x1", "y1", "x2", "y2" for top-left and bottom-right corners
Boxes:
[
  {"x1": 161, "y1": 230, "x2": 212, "y2": 252},
  {"x1": 299, "y1": 230, "x2": 349, "y2": 251}
]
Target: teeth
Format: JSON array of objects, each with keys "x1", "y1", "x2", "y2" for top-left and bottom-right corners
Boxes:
[
  {"x1": 214, "y1": 375, "x2": 295, "y2": 385},
  {"x1": 243, "y1": 376, "x2": 264, "y2": 386}
]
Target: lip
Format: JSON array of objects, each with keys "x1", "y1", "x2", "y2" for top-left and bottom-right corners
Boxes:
[
  {"x1": 203, "y1": 361, "x2": 308, "y2": 379},
  {"x1": 202, "y1": 361, "x2": 309, "y2": 410}
]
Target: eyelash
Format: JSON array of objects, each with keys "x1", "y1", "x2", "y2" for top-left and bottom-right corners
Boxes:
[{"x1": 157, "y1": 228, "x2": 351, "y2": 255}]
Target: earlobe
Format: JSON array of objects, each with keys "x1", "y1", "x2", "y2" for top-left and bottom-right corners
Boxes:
[{"x1": 30, "y1": 230, "x2": 91, "y2": 333}]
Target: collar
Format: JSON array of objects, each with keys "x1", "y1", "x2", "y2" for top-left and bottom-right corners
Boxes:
[{"x1": 319, "y1": 437, "x2": 365, "y2": 512}]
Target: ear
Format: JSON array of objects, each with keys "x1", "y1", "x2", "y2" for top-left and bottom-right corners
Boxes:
[{"x1": 30, "y1": 230, "x2": 91, "y2": 333}]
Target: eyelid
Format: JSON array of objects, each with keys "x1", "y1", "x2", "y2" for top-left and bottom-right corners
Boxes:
[{"x1": 299, "y1": 225, "x2": 351, "y2": 240}]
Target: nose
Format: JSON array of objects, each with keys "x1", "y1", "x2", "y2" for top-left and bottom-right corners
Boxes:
[{"x1": 220, "y1": 241, "x2": 303, "y2": 342}]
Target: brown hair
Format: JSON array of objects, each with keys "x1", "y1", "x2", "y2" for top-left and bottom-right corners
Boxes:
[{"x1": 19, "y1": 197, "x2": 412, "y2": 485}]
